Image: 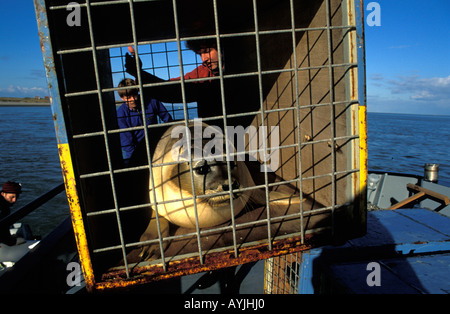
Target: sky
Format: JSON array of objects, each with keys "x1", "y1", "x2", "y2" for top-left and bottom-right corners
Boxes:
[
  {"x1": 364, "y1": 0, "x2": 450, "y2": 115},
  {"x1": 0, "y1": 0, "x2": 449, "y2": 115}
]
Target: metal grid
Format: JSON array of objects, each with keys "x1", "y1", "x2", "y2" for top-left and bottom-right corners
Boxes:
[
  {"x1": 109, "y1": 43, "x2": 200, "y2": 120},
  {"x1": 264, "y1": 253, "x2": 302, "y2": 294},
  {"x1": 36, "y1": 0, "x2": 366, "y2": 291}
]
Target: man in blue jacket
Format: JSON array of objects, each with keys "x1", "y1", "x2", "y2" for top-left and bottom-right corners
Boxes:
[{"x1": 117, "y1": 78, "x2": 173, "y2": 164}]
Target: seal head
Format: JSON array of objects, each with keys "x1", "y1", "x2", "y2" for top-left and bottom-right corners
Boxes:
[{"x1": 150, "y1": 123, "x2": 254, "y2": 229}]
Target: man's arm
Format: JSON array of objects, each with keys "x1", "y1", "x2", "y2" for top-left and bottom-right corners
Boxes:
[
  {"x1": 124, "y1": 47, "x2": 203, "y2": 103},
  {"x1": 155, "y1": 100, "x2": 173, "y2": 123}
]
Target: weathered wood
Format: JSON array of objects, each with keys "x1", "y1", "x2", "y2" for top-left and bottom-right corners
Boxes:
[
  {"x1": 407, "y1": 184, "x2": 450, "y2": 205},
  {"x1": 388, "y1": 184, "x2": 449, "y2": 210},
  {"x1": 388, "y1": 191, "x2": 425, "y2": 210}
]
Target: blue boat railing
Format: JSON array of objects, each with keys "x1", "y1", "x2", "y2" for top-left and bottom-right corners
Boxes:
[{"x1": 0, "y1": 183, "x2": 66, "y2": 231}]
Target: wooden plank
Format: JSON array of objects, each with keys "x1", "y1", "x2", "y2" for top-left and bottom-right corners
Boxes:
[
  {"x1": 388, "y1": 184, "x2": 450, "y2": 210},
  {"x1": 396, "y1": 208, "x2": 450, "y2": 236},
  {"x1": 406, "y1": 184, "x2": 450, "y2": 205},
  {"x1": 299, "y1": 209, "x2": 450, "y2": 293},
  {"x1": 328, "y1": 260, "x2": 422, "y2": 294},
  {"x1": 327, "y1": 253, "x2": 450, "y2": 294},
  {"x1": 388, "y1": 191, "x2": 425, "y2": 210},
  {"x1": 348, "y1": 210, "x2": 450, "y2": 252}
]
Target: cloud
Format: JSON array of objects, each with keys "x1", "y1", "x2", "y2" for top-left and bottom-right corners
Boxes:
[
  {"x1": 388, "y1": 75, "x2": 450, "y2": 102},
  {"x1": 388, "y1": 45, "x2": 412, "y2": 50},
  {"x1": 369, "y1": 73, "x2": 385, "y2": 88},
  {"x1": 369, "y1": 73, "x2": 384, "y2": 81},
  {"x1": 367, "y1": 74, "x2": 450, "y2": 115},
  {"x1": 0, "y1": 85, "x2": 47, "y2": 97},
  {"x1": 30, "y1": 69, "x2": 46, "y2": 78},
  {"x1": 367, "y1": 94, "x2": 450, "y2": 115}
]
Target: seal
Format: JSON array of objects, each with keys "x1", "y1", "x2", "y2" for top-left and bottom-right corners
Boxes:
[
  {"x1": 150, "y1": 123, "x2": 254, "y2": 229},
  {"x1": 137, "y1": 122, "x2": 307, "y2": 260}
]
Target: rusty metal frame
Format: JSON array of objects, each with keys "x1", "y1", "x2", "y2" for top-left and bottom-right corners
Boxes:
[{"x1": 35, "y1": 0, "x2": 367, "y2": 292}]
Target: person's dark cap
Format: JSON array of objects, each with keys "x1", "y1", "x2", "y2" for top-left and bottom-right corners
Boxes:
[
  {"x1": 1, "y1": 181, "x2": 22, "y2": 194},
  {"x1": 185, "y1": 39, "x2": 217, "y2": 54}
]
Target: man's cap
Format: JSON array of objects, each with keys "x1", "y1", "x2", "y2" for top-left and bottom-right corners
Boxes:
[{"x1": 1, "y1": 181, "x2": 22, "y2": 194}]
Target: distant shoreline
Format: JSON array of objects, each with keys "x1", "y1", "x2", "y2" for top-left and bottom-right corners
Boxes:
[{"x1": 0, "y1": 97, "x2": 50, "y2": 106}]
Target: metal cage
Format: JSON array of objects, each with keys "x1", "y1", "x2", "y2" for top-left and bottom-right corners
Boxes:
[
  {"x1": 35, "y1": 0, "x2": 367, "y2": 292},
  {"x1": 264, "y1": 253, "x2": 302, "y2": 294}
]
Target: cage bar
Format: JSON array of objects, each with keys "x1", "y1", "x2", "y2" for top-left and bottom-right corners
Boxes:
[
  {"x1": 264, "y1": 253, "x2": 302, "y2": 294},
  {"x1": 35, "y1": 0, "x2": 367, "y2": 292}
]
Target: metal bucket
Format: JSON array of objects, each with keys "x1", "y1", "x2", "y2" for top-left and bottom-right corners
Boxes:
[{"x1": 424, "y1": 163, "x2": 439, "y2": 183}]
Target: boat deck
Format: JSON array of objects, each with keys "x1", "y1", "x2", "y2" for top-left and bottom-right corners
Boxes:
[
  {"x1": 94, "y1": 207, "x2": 450, "y2": 294},
  {"x1": 298, "y1": 208, "x2": 450, "y2": 294}
]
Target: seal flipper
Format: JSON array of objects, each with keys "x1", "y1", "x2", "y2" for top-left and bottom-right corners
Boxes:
[
  {"x1": 249, "y1": 188, "x2": 304, "y2": 206},
  {"x1": 139, "y1": 209, "x2": 170, "y2": 261},
  {"x1": 268, "y1": 191, "x2": 304, "y2": 205}
]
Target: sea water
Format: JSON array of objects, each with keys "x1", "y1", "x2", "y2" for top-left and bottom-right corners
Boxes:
[
  {"x1": 0, "y1": 105, "x2": 66, "y2": 236},
  {"x1": 0, "y1": 105, "x2": 449, "y2": 236},
  {"x1": 367, "y1": 112, "x2": 450, "y2": 186}
]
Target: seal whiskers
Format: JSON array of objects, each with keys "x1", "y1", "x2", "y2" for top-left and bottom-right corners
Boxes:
[{"x1": 137, "y1": 122, "x2": 308, "y2": 261}]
